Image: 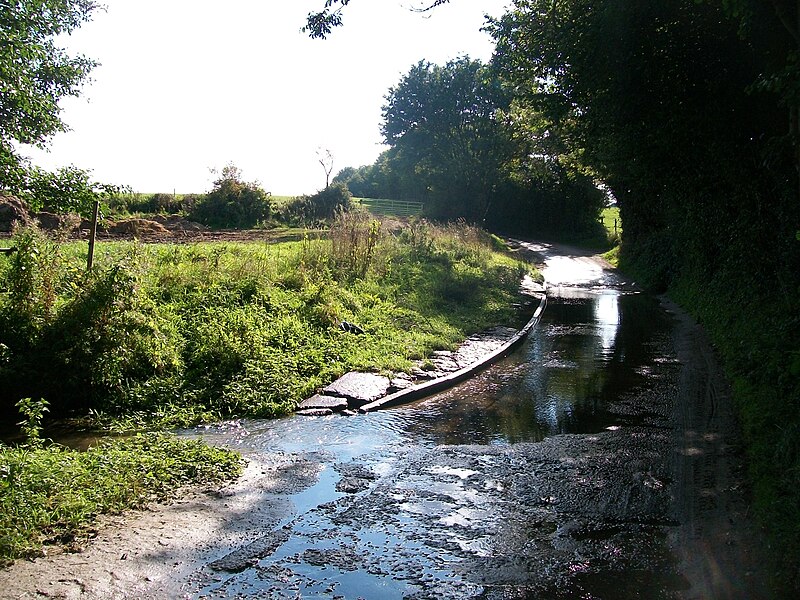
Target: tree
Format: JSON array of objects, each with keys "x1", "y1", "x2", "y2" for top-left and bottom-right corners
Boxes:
[
  {"x1": 316, "y1": 147, "x2": 334, "y2": 189},
  {"x1": 0, "y1": 0, "x2": 99, "y2": 186},
  {"x1": 334, "y1": 55, "x2": 603, "y2": 234},
  {"x1": 490, "y1": 5, "x2": 800, "y2": 587},
  {"x1": 0, "y1": 1, "x2": 118, "y2": 216},
  {"x1": 304, "y1": 0, "x2": 450, "y2": 39},
  {"x1": 381, "y1": 57, "x2": 515, "y2": 221}
]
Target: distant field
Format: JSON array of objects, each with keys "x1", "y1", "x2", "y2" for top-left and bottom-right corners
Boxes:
[{"x1": 601, "y1": 206, "x2": 621, "y2": 236}]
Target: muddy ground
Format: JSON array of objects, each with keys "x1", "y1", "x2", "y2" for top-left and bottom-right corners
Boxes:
[{"x1": 0, "y1": 243, "x2": 772, "y2": 599}]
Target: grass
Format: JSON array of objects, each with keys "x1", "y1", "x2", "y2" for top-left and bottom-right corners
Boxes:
[
  {"x1": 0, "y1": 432, "x2": 242, "y2": 563},
  {"x1": 599, "y1": 206, "x2": 621, "y2": 266},
  {"x1": 0, "y1": 218, "x2": 538, "y2": 428},
  {"x1": 601, "y1": 206, "x2": 621, "y2": 236}
]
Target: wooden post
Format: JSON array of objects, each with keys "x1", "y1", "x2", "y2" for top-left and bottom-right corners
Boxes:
[{"x1": 87, "y1": 200, "x2": 99, "y2": 270}]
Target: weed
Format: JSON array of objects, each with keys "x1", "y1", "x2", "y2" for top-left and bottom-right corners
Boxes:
[
  {"x1": 0, "y1": 433, "x2": 241, "y2": 563},
  {"x1": 15, "y1": 398, "x2": 49, "y2": 448}
]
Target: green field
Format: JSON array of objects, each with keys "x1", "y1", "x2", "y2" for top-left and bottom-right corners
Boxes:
[
  {"x1": 0, "y1": 219, "x2": 538, "y2": 428},
  {"x1": 601, "y1": 206, "x2": 621, "y2": 236}
]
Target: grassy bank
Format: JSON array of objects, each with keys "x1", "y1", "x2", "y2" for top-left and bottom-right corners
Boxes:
[
  {"x1": 0, "y1": 215, "x2": 536, "y2": 564},
  {"x1": 0, "y1": 216, "x2": 536, "y2": 427},
  {"x1": 670, "y1": 276, "x2": 799, "y2": 591}
]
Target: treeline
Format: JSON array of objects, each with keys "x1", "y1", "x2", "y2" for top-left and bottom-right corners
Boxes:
[
  {"x1": 333, "y1": 57, "x2": 607, "y2": 239},
  {"x1": 481, "y1": 0, "x2": 798, "y2": 590}
]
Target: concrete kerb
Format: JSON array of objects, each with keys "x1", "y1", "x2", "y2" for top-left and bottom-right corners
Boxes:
[{"x1": 359, "y1": 291, "x2": 548, "y2": 413}]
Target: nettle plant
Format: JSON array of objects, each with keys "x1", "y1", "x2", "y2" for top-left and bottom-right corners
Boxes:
[{"x1": 15, "y1": 397, "x2": 49, "y2": 448}]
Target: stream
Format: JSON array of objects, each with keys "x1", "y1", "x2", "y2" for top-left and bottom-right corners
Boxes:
[
  {"x1": 0, "y1": 242, "x2": 767, "y2": 600},
  {"x1": 173, "y1": 243, "x2": 710, "y2": 599}
]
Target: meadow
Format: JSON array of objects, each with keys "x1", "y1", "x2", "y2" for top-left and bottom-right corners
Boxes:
[{"x1": 0, "y1": 215, "x2": 537, "y2": 428}]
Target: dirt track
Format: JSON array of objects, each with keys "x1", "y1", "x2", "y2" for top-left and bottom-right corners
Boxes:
[{"x1": 0, "y1": 242, "x2": 772, "y2": 599}]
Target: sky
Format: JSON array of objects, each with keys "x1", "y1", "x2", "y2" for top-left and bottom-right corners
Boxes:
[{"x1": 21, "y1": 0, "x2": 510, "y2": 196}]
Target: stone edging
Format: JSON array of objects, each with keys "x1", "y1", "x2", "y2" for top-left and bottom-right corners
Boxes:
[{"x1": 359, "y1": 292, "x2": 548, "y2": 412}]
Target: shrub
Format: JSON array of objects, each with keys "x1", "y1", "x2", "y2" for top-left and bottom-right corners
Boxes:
[
  {"x1": 0, "y1": 229, "x2": 183, "y2": 415},
  {"x1": 280, "y1": 183, "x2": 353, "y2": 225},
  {"x1": 188, "y1": 164, "x2": 272, "y2": 228}
]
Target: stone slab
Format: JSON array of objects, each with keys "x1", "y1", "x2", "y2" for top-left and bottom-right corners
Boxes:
[
  {"x1": 298, "y1": 394, "x2": 349, "y2": 411},
  {"x1": 322, "y1": 372, "x2": 391, "y2": 406},
  {"x1": 296, "y1": 408, "x2": 334, "y2": 417}
]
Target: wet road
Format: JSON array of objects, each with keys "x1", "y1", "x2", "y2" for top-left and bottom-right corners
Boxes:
[
  {"x1": 0, "y1": 242, "x2": 766, "y2": 599},
  {"x1": 168, "y1": 242, "x2": 761, "y2": 599}
]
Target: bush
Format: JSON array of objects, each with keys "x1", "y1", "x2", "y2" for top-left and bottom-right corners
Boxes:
[
  {"x1": 188, "y1": 164, "x2": 272, "y2": 229},
  {"x1": 280, "y1": 183, "x2": 353, "y2": 225},
  {"x1": 0, "y1": 228, "x2": 183, "y2": 415}
]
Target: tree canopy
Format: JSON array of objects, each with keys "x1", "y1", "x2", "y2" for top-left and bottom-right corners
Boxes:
[
  {"x1": 0, "y1": 0, "x2": 98, "y2": 148},
  {"x1": 304, "y1": 0, "x2": 450, "y2": 39},
  {"x1": 0, "y1": 0, "x2": 107, "y2": 214},
  {"x1": 335, "y1": 56, "x2": 603, "y2": 235},
  {"x1": 381, "y1": 57, "x2": 511, "y2": 221}
]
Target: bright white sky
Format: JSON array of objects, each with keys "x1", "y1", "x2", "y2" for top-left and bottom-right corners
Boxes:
[{"x1": 21, "y1": 0, "x2": 510, "y2": 196}]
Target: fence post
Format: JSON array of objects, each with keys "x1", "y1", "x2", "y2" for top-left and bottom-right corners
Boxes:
[{"x1": 87, "y1": 200, "x2": 99, "y2": 270}]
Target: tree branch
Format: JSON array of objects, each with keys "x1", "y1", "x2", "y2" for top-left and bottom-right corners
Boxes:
[{"x1": 408, "y1": 0, "x2": 451, "y2": 14}]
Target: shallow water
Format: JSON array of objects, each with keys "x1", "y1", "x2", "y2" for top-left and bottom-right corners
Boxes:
[
  {"x1": 199, "y1": 288, "x2": 668, "y2": 452},
  {"x1": 185, "y1": 283, "x2": 683, "y2": 599}
]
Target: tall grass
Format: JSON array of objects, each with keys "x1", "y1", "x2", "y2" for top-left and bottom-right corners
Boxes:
[{"x1": 0, "y1": 220, "x2": 536, "y2": 427}]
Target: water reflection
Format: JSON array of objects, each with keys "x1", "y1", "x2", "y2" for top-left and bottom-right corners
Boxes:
[
  {"x1": 193, "y1": 289, "x2": 669, "y2": 457},
  {"x1": 596, "y1": 291, "x2": 620, "y2": 353},
  {"x1": 391, "y1": 288, "x2": 668, "y2": 446}
]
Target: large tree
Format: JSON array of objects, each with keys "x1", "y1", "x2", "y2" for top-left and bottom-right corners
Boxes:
[
  {"x1": 488, "y1": 0, "x2": 793, "y2": 285},
  {"x1": 334, "y1": 56, "x2": 604, "y2": 234},
  {"x1": 0, "y1": 0, "x2": 100, "y2": 193},
  {"x1": 380, "y1": 57, "x2": 515, "y2": 221}
]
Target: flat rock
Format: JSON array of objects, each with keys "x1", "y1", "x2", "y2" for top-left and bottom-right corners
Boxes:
[
  {"x1": 322, "y1": 372, "x2": 391, "y2": 407},
  {"x1": 298, "y1": 394, "x2": 349, "y2": 411},
  {"x1": 388, "y1": 374, "x2": 414, "y2": 393},
  {"x1": 295, "y1": 408, "x2": 334, "y2": 417}
]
